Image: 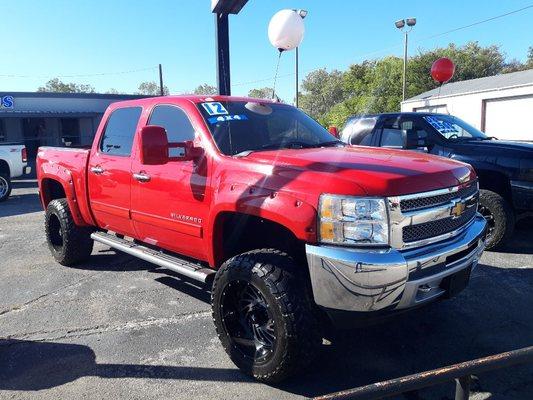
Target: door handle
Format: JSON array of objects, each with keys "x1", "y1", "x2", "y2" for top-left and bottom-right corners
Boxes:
[
  {"x1": 90, "y1": 166, "x2": 104, "y2": 175},
  {"x1": 133, "y1": 172, "x2": 151, "y2": 183}
]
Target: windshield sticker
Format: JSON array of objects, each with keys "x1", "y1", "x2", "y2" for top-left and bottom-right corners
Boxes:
[
  {"x1": 424, "y1": 116, "x2": 458, "y2": 134},
  {"x1": 201, "y1": 102, "x2": 228, "y2": 116},
  {"x1": 207, "y1": 114, "x2": 248, "y2": 124}
]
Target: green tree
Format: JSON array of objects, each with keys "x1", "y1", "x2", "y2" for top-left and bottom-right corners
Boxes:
[
  {"x1": 316, "y1": 41, "x2": 528, "y2": 127},
  {"x1": 193, "y1": 83, "x2": 218, "y2": 95},
  {"x1": 136, "y1": 81, "x2": 169, "y2": 96},
  {"x1": 323, "y1": 57, "x2": 403, "y2": 127},
  {"x1": 299, "y1": 69, "x2": 345, "y2": 124},
  {"x1": 248, "y1": 87, "x2": 274, "y2": 99},
  {"x1": 37, "y1": 78, "x2": 95, "y2": 93}
]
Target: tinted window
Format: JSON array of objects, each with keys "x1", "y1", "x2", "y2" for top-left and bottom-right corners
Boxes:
[
  {"x1": 99, "y1": 107, "x2": 142, "y2": 156},
  {"x1": 380, "y1": 118, "x2": 430, "y2": 148},
  {"x1": 148, "y1": 105, "x2": 196, "y2": 143},
  {"x1": 341, "y1": 117, "x2": 377, "y2": 145}
]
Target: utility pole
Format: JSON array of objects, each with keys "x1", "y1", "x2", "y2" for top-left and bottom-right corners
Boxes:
[{"x1": 159, "y1": 64, "x2": 164, "y2": 96}]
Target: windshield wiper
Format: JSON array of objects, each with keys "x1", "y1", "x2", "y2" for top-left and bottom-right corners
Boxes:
[
  {"x1": 233, "y1": 140, "x2": 344, "y2": 157},
  {"x1": 317, "y1": 140, "x2": 345, "y2": 147}
]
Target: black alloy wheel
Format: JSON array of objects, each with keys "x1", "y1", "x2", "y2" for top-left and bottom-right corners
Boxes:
[{"x1": 220, "y1": 280, "x2": 277, "y2": 364}]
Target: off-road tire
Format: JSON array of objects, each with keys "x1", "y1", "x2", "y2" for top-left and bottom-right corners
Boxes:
[
  {"x1": 0, "y1": 172, "x2": 12, "y2": 202},
  {"x1": 478, "y1": 189, "x2": 515, "y2": 250},
  {"x1": 45, "y1": 199, "x2": 94, "y2": 266},
  {"x1": 211, "y1": 249, "x2": 321, "y2": 383}
]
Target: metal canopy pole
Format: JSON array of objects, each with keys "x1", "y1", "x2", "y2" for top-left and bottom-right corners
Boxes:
[
  {"x1": 159, "y1": 64, "x2": 164, "y2": 96},
  {"x1": 215, "y1": 13, "x2": 231, "y2": 96},
  {"x1": 211, "y1": 0, "x2": 249, "y2": 96}
]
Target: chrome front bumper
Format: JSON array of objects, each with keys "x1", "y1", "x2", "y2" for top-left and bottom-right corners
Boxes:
[{"x1": 306, "y1": 214, "x2": 487, "y2": 313}]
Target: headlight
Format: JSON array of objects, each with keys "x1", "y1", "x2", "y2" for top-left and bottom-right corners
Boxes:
[{"x1": 318, "y1": 194, "x2": 389, "y2": 246}]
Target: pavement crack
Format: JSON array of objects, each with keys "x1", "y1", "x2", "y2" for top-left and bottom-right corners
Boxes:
[
  {"x1": 0, "y1": 272, "x2": 99, "y2": 317},
  {"x1": 1, "y1": 310, "x2": 211, "y2": 343}
]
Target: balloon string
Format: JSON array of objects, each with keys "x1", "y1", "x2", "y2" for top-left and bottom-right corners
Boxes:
[
  {"x1": 437, "y1": 83, "x2": 442, "y2": 98},
  {"x1": 272, "y1": 50, "x2": 283, "y2": 100}
]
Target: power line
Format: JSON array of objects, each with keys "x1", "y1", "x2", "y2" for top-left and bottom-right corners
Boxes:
[
  {"x1": 0, "y1": 65, "x2": 159, "y2": 79},
  {"x1": 232, "y1": 3, "x2": 533, "y2": 88},
  {"x1": 418, "y1": 3, "x2": 533, "y2": 41}
]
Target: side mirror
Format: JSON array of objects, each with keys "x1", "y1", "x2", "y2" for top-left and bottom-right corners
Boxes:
[
  {"x1": 139, "y1": 125, "x2": 169, "y2": 165},
  {"x1": 328, "y1": 126, "x2": 339, "y2": 138},
  {"x1": 404, "y1": 129, "x2": 428, "y2": 149},
  {"x1": 169, "y1": 140, "x2": 204, "y2": 162}
]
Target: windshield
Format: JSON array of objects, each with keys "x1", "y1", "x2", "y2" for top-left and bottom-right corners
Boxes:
[
  {"x1": 423, "y1": 115, "x2": 488, "y2": 140},
  {"x1": 197, "y1": 101, "x2": 341, "y2": 155}
]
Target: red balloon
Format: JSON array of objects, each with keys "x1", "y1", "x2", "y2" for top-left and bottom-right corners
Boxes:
[{"x1": 431, "y1": 58, "x2": 455, "y2": 84}]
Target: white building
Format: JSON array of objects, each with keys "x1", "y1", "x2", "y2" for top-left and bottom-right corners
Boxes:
[{"x1": 401, "y1": 68, "x2": 533, "y2": 141}]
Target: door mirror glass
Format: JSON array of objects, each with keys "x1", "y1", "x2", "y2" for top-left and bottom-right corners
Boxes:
[
  {"x1": 169, "y1": 140, "x2": 204, "y2": 162},
  {"x1": 139, "y1": 125, "x2": 169, "y2": 165},
  {"x1": 404, "y1": 129, "x2": 428, "y2": 149}
]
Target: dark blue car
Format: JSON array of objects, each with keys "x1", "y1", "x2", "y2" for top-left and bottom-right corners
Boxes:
[{"x1": 340, "y1": 112, "x2": 533, "y2": 249}]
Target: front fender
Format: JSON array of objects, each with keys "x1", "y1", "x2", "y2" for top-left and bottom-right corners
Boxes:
[{"x1": 206, "y1": 181, "x2": 318, "y2": 266}]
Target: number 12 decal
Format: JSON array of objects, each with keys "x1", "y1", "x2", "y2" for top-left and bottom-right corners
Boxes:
[{"x1": 201, "y1": 102, "x2": 228, "y2": 116}]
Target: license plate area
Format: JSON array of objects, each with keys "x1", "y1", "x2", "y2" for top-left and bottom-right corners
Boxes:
[{"x1": 440, "y1": 265, "x2": 472, "y2": 298}]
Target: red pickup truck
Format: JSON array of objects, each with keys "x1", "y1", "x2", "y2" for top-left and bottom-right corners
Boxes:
[{"x1": 37, "y1": 95, "x2": 487, "y2": 382}]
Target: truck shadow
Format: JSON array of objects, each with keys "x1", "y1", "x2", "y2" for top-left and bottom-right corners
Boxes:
[
  {"x1": 1, "y1": 264, "x2": 531, "y2": 397},
  {"x1": 0, "y1": 339, "x2": 251, "y2": 391},
  {"x1": 0, "y1": 193, "x2": 42, "y2": 218},
  {"x1": 490, "y1": 218, "x2": 533, "y2": 254}
]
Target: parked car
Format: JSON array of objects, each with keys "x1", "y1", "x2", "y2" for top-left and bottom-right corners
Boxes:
[
  {"x1": 37, "y1": 96, "x2": 486, "y2": 382},
  {"x1": 0, "y1": 143, "x2": 30, "y2": 201},
  {"x1": 338, "y1": 112, "x2": 533, "y2": 249}
]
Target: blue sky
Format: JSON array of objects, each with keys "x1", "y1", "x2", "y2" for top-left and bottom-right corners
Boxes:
[{"x1": 1, "y1": 0, "x2": 531, "y2": 102}]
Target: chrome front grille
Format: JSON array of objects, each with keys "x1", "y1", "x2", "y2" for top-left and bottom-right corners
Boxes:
[
  {"x1": 388, "y1": 181, "x2": 479, "y2": 249},
  {"x1": 402, "y1": 206, "x2": 477, "y2": 242},
  {"x1": 400, "y1": 182, "x2": 478, "y2": 212}
]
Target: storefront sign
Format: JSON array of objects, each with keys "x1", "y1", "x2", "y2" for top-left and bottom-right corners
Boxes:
[{"x1": 1, "y1": 95, "x2": 14, "y2": 109}]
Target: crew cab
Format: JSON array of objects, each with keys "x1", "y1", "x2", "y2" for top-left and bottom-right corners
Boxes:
[
  {"x1": 38, "y1": 96, "x2": 487, "y2": 382},
  {"x1": 0, "y1": 143, "x2": 30, "y2": 201},
  {"x1": 339, "y1": 112, "x2": 533, "y2": 249}
]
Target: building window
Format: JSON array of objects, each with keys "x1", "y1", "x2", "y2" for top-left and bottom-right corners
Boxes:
[
  {"x1": 0, "y1": 119, "x2": 5, "y2": 142},
  {"x1": 60, "y1": 118, "x2": 81, "y2": 146},
  {"x1": 99, "y1": 107, "x2": 142, "y2": 156}
]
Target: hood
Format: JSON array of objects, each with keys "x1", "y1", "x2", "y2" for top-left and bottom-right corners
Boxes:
[
  {"x1": 450, "y1": 139, "x2": 533, "y2": 157},
  {"x1": 243, "y1": 146, "x2": 475, "y2": 197}
]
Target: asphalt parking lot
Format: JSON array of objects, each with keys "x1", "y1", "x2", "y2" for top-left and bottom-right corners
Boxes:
[{"x1": 1, "y1": 180, "x2": 532, "y2": 400}]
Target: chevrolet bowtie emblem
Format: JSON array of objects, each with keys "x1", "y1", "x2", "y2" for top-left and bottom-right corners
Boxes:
[{"x1": 450, "y1": 200, "x2": 466, "y2": 219}]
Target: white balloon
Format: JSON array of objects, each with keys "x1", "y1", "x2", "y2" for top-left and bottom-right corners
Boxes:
[{"x1": 268, "y1": 9, "x2": 305, "y2": 51}]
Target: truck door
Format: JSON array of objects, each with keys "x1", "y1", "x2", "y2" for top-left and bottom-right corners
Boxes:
[
  {"x1": 130, "y1": 104, "x2": 209, "y2": 261},
  {"x1": 88, "y1": 106, "x2": 142, "y2": 236}
]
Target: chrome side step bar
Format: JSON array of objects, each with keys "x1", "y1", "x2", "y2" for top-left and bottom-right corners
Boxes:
[{"x1": 91, "y1": 232, "x2": 215, "y2": 284}]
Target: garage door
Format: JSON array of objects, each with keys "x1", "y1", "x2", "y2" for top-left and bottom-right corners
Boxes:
[{"x1": 484, "y1": 95, "x2": 533, "y2": 141}]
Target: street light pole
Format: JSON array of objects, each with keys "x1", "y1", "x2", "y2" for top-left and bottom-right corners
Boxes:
[
  {"x1": 395, "y1": 17, "x2": 416, "y2": 103},
  {"x1": 402, "y1": 31, "x2": 408, "y2": 102}
]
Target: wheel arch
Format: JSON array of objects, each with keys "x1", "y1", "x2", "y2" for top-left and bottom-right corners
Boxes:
[
  {"x1": 210, "y1": 211, "x2": 309, "y2": 268},
  {"x1": 39, "y1": 173, "x2": 87, "y2": 226},
  {"x1": 0, "y1": 159, "x2": 10, "y2": 176},
  {"x1": 476, "y1": 169, "x2": 512, "y2": 203}
]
